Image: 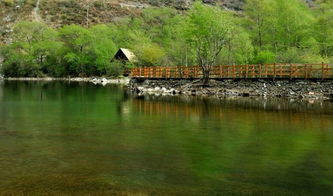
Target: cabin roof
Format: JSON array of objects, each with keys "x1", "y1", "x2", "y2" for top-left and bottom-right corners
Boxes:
[{"x1": 113, "y1": 48, "x2": 137, "y2": 62}]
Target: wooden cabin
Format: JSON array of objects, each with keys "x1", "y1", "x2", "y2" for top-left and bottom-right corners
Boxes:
[{"x1": 112, "y1": 48, "x2": 138, "y2": 63}]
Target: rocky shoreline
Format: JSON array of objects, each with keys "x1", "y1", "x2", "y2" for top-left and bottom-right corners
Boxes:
[
  {"x1": 3, "y1": 77, "x2": 130, "y2": 85},
  {"x1": 129, "y1": 79, "x2": 333, "y2": 100},
  {"x1": 3, "y1": 77, "x2": 333, "y2": 100}
]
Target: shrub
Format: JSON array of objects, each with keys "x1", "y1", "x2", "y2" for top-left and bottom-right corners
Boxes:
[
  {"x1": 254, "y1": 50, "x2": 276, "y2": 64},
  {"x1": 135, "y1": 43, "x2": 166, "y2": 66},
  {"x1": 106, "y1": 60, "x2": 123, "y2": 77},
  {"x1": 276, "y1": 48, "x2": 301, "y2": 63},
  {"x1": 2, "y1": 0, "x2": 14, "y2": 6}
]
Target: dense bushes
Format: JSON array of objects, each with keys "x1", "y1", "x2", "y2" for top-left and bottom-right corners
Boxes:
[{"x1": 1, "y1": 0, "x2": 333, "y2": 77}]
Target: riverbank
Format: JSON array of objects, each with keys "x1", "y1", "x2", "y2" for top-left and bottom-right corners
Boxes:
[
  {"x1": 3, "y1": 77, "x2": 333, "y2": 100},
  {"x1": 3, "y1": 77, "x2": 130, "y2": 85},
  {"x1": 129, "y1": 79, "x2": 333, "y2": 100}
]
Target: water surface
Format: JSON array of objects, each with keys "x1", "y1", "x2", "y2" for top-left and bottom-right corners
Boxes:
[{"x1": 0, "y1": 81, "x2": 333, "y2": 195}]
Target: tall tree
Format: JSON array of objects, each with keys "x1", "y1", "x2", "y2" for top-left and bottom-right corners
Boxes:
[
  {"x1": 244, "y1": 0, "x2": 316, "y2": 63},
  {"x1": 184, "y1": 2, "x2": 234, "y2": 84},
  {"x1": 244, "y1": 0, "x2": 272, "y2": 49},
  {"x1": 59, "y1": 25, "x2": 93, "y2": 76},
  {"x1": 314, "y1": 0, "x2": 333, "y2": 58},
  {"x1": 1, "y1": 21, "x2": 61, "y2": 77}
]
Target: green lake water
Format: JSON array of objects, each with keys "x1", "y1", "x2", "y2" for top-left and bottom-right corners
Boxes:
[{"x1": 0, "y1": 81, "x2": 333, "y2": 195}]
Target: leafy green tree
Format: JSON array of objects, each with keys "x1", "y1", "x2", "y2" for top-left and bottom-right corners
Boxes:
[
  {"x1": 90, "y1": 24, "x2": 117, "y2": 74},
  {"x1": 1, "y1": 21, "x2": 61, "y2": 77},
  {"x1": 218, "y1": 26, "x2": 254, "y2": 65},
  {"x1": 1, "y1": 42, "x2": 40, "y2": 77},
  {"x1": 314, "y1": 0, "x2": 333, "y2": 58},
  {"x1": 140, "y1": 8, "x2": 193, "y2": 66},
  {"x1": 59, "y1": 25, "x2": 94, "y2": 76},
  {"x1": 253, "y1": 50, "x2": 276, "y2": 64},
  {"x1": 184, "y1": 2, "x2": 235, "y2": 84},
  {"x1": 245, "y1": 0, "x2": 317, "y2": 63},
  {"x1": 135, "y1": 43, "x2": 166, "y2": 66},
  {"x1": 244, "y1": 0, "x2": 272, "y2": 49},
  {"x1": 269, "y1": 0, "x2": 315, "y2": 51}
]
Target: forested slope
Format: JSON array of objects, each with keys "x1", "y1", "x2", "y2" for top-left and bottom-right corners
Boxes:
[
  {"x1": 1, "y1": 0, "x2": 332, "y2": 78},
  {"x1": 1, "y1": 0, "x2": 231, "y2": 43},
  {"x1": 0, "y1": 0, "x2": 317, "y2": 44}
]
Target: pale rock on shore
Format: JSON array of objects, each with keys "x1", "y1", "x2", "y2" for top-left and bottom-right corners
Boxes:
[{"x1": 4, "y1": 77, "x2": 130, "y2": 85}]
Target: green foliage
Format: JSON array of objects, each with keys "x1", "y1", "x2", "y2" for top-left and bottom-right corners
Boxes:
[
  {"x1": 1, "y1": 0, "x2": 14, "y2": 6},
  {"x1": 90, "y1": 24, "x2": 117, "y2": 73},
  {"x1": 185, "y1": 2, "x2": 234, "y2": 67},
  {"x1": 1, "y1": 21, "x2": 61, "y2": 77},
  {"x1": 2, "y1": 1, "x2": 333, "y2": 78},
  {"x1": 1, "y1": 47, "x2": 37, "y2": 77},
  {"x1": 135, "y1": 43, "x2": 166, "y2": 66},
  {"x1": 245, "y1": 0, "x2": 320, "y2": 63},
  {"x1": 106, "y1": 60, "x2": 123, "y2": 77},
  {"x1": 314, "y1": 0, "x2": 333, "y2": 57},
  {"x1": 218, "y1": 26, "x2": 254, "y2": 65},
  {"x1": 254, "y1": 50, "x2": 276, "y2": 64}
]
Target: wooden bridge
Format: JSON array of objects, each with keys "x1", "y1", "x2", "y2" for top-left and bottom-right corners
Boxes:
[{"x1": 129, "y1": 63, "x2": 333, "y2": 79}]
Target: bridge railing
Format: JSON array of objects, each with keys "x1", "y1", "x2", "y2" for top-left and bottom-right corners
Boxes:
[{"x1": 129, "y1": 63, "x2": 333, "y2": 79}]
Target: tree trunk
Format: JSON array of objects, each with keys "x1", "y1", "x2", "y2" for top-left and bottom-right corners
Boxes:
[
  {"x1": 86, "y1": 6, "x2": 90, "y2": 27},
  {"x1": 202, "y1": 68, "x2": 210, "y2": 86}
]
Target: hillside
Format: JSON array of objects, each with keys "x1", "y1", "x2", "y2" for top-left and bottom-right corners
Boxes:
[
  {"x1": 1, "y1": 0, "x2": 319, "y2": 44},
  {"x1": 0, "y1": 0, "x2": 243, "y2": 44}
]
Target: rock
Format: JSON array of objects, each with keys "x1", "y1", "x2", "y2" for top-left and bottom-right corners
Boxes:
[
  {"x1": 239, "y1": 92, "x2": 250, "y2": 97},
  {"x1": 325, "y1": 94, "x2": 333, "y2": 99},
  {"x1": 128, "y1": 79, "x2": 332, "y2": 100}
]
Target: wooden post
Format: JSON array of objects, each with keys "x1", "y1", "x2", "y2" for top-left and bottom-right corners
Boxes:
[
  {"x1": 321, "y1": 62, "x2": 324, "y2": 79},
  {"x1": 251, "y1": 65, "x2": 254, "y2": 78},
  {"x1": 232, "y1": 64, "x2": 235, "y2": 79},
  {"x1": 280, "y1": 64, "x2": 282, "y2": 78},
  {"x1": 273, "y1": 63, "x2": 276, "y2": 79},
  {"x1": 245, "y1": 64, "x2": 248, "y2": 79},
  {"x1": 220, "y1": 65, "x2": 223, "y2": 78},
  {"x1": 148, "y1": 67, "x2": 151, "y2": 78},
  {"x1": 290, "y1": 64, "x2": 293, "y2": 79},
  {"x1": 259, "y1": 64, "x2": 262, "y2": 78},
  {"x1": 304, "y1": 64, "x2": 307, "y2": 79}
]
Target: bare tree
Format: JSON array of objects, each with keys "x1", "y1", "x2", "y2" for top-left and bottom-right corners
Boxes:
[{"x1": 83, "y1": 0, "x2": 95, "y2": 27}]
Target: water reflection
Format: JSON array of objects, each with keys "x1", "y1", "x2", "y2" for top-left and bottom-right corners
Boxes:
[{"x1": 0, "y1": 81, "x2": 333, "y2": 195}]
